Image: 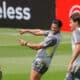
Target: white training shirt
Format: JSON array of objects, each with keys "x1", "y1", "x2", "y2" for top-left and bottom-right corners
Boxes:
[{"x1": 72, "y1": 28, "x2": 80, "y2": 67}]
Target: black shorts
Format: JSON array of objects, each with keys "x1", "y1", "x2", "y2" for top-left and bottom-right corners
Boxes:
[
  {"x1": 65, "y1": 66, "x2": 80, "y2": 80},
  {"x1": 32, "y1": 59, "x2": 48, "y2": 74}
]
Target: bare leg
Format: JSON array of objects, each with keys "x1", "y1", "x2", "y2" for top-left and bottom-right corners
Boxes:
[{"x1": 30, "y1": 69, "x2": 42, "y2": 80}]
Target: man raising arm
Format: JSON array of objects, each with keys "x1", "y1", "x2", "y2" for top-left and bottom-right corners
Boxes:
[{"x1": 18, "y1": 19, "x2": 62, "y2": 80}]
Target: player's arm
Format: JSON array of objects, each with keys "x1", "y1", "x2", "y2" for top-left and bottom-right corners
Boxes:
[
  {"x1": 18, "y1": 35, "x2": 57, "y2": 50},
  {"x1": 19, "y1": 29, "x2": 45, "y2": 36},
  {"x1": 27, "y1": 43, "x2": 43, "y2": 50},
  {"x1": 26, "y1": 36, "x2": 57, "y2": 50},
  {"x1": 67, "y1": 43, "x2": 80, "y2": 72},
  {"x1": 18, "y1": 38, "x2": 44, "y2": 50}
]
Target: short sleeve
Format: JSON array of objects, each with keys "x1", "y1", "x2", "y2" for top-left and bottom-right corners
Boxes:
[
  {"x1": 42, "y1": 36, "x2": 57, "y2": 48},
  {"x1": 44, "y1": 31, "x2": 50, "y2": 36},
  {"x1": 73, "y1": 30, "x2": 80, "y2": 44}
]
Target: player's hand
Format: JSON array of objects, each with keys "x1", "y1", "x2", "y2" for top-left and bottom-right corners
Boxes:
[
  {"x1": 67, "y1": 63, "x2": 72, "y2": 73},
  {"x1": 18, "y1": 38, "x2": 28, "y2": 46},
  {"x1": 19, "y1": 29, "x2": 28, "y2": 35}
]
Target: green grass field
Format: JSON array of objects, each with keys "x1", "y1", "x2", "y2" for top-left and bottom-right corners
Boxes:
[{"x1": 0, "y1": 28, "x2": 72, "y2": 80}]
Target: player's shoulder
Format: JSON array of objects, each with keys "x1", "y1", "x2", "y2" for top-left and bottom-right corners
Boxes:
[
  {"x1": 56, "y1": 33, "x2": 62, "y2": 40},
  {"x1": 51, "y1": 32, "x2": 62, "y2": 41},
  {"x1": 47, "y1": 31, "x2": 61, "y2": 38},
  {"x1": 44, "y1": 30, "x2": 50, "y2": 36},
  {"x1": 74, "y1": 28, "x2": 80, "y2": 35},
  {"x1": 55, "y1": 32, "x2": 61, "y2": 37}
]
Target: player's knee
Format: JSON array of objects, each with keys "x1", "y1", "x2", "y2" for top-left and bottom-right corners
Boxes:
[
  {"x1": 30, "y1": 76, "x2": 39, "y2": 80},
  {"x1": 30, "y1": 73, "x2": 41, "y2": 80}
]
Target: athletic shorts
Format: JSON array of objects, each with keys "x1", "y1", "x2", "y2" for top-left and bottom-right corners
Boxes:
[
  {"x1": 32, "y1": 59, "x2": 48, "y2": 74},
  {"x1": 65, "y1": 66, "x2": 80, "y2": 80}
]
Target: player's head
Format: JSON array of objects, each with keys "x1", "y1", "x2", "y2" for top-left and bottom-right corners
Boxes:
[
  {"x1": 69, "y1": 12, "x2": 80, "y2": 31},
  {"x1": 51, "y1": 19, "x2": 62, "y2": 34}
]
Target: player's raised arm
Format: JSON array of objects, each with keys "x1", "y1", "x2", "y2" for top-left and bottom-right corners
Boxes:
[{"x1": 19, "y1": 29, "x2": 45, "y2": 36}]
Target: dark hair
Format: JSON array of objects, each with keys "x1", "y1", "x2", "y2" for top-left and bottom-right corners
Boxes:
[
  {"x1": 52, "y1": 19, "x2": 62, "y2": 28},
  {"x1": 70, "y1": 12, "x2": 80, "y2": 25}
]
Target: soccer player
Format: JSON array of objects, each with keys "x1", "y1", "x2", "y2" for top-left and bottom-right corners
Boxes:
[
  {"x1": 18, "y1": 19, "x2": 62, "y2": 80},
  {"x1": 65, "y1": 13, "x2": 80, "y2": 80}
]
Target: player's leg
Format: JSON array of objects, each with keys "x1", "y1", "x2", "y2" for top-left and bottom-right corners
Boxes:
[
  {"x1": 65, "y1": 72, "x2": 75, "y2": 80},
  {"x1": 30, "y1": 69, "x2": 42, "y2": 80},
  {"x1": 30, "y1": 59, "x2": 48, "y2": 80},
  {"x1": 65, "y1": 66, "x2": 80, "y2": 80},
  {"x1": 73, "y1": 66, "x2": 80, "y2": 80}
]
